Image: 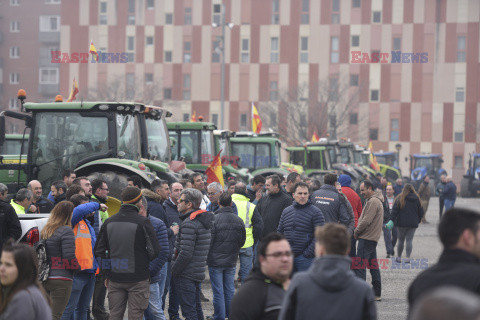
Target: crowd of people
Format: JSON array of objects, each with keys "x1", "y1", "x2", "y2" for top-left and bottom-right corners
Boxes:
[{"x1": 0, "y1": 169, "x2": 477, "y2": 320}]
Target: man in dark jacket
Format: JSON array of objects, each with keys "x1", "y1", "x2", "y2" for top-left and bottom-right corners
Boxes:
[
  {"x1": 246, "y1": 175, "x2": 266, "y2": 204},
  {"x1": 27, "y1": 180, "x2": 54, "y2": 213},
  {"x1": 207, "y1": 193, "x2": 246, "y2": 320},
  {"x1": 279, "y1": 223, "x2": 377, "y2": 320},
  {"x1": 311, "y1": 173, "x2": 354, "y2": 235},
  {"x1": 171, "y1": 188, "x2": 214, "y2": 320},
  {"x1": 435, "y1": 175, "x2": 447, "y2": 218},
  {"x1": 256, "y1": 175, "x2": 293, "y2": 238},
  {"x1": 408, "y1": 208, "x2": 480, "y2": 311},
  {"x1": 50, "y1": 180, "x2": 67, "y2": 205},
  {"x1": 162, "y1": 182, "x2": 182, "y2": 319},
  {"x1": 442, "y1": 176, "x2": 457, "y2": 210},
  {"x1": 278, "y1": 182, "x2": 325, "y2": 273},
  {"x1": 0, "y1": 183, "x2": 21, "y2": 252},
  {"x1": 95, "y1": 187, "x2": 161, "y2": 320},
  {"x1": 283, "y1": 172, "x2": 301, "y2": 198},
  {"x1": 206, "y1": 182, "x2": 238, "y2": 214},
  {"x1": 230, "y1": 233, "x2": 293, "y2": 320}
]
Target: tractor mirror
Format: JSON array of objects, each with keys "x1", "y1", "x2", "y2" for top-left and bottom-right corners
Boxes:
[{"x1": 0, "y1": 115, "x2": 5, "y2": 146}]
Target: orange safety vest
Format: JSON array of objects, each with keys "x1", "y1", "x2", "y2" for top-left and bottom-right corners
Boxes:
[{"x1": 73, "y1": 220, "x2": 94, "y2": 271}]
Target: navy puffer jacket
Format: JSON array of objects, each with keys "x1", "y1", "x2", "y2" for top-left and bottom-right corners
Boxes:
[
  {"x1": 163, "y1": 198, "x2": 182, "y2": 261},
  {"x1": 391, "y1": 193, "x2": 424, "y2": 228},
  {"x1": 207, "y1": 206, "x2": 246, "y2": 268},
  {"x1": 278, "y1": 200, "x2": 325, "y2": 258},
  {"x1": 148, "y1": 215, "x2": 169, "y2": 283}
]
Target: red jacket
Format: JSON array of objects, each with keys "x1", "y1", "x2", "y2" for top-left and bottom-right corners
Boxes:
[{"x1": 341, "y1": 186, "x2": 362, "y2": 227}]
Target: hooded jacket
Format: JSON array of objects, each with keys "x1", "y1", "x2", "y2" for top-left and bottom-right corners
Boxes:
[
  {"x1": 207, "y1": 206, "x2": 246, "y2": 268},
  {"x1": 311, "y1": 184, "x2": 354, "y2": 235},
  {"x1": 355, "y1": 191, "x2": 384, "y2": 242},
  {"x1": 391, "y1": 193, "x2": 424, "y2": 228},
  {"x1": 277, "y1": 200, "x2": 325, "y2": 258},
  {"x1": 257, "y1": 190, "x2": 293, "y2": 238},
  {"x1": 279, "y1": 255, "x2": 377, "y2": 320},
  {"x1": 171, "y1": 208, "x2": 214, "y2": 282}
]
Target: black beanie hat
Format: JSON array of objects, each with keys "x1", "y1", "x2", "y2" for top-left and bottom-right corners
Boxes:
[{"x1": 122, "y1": 186, "x2": 142, "y2": 204}]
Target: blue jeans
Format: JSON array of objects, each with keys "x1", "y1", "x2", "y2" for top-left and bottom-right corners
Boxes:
[
  {"x1": 444, "y1": 199, "x2": 455, "y2": 211},
  {"x1": 382, "y1": 225, "x2": 394, "y2": 256},
  {"x1": 61, "y1": 272, "x2": 95, "y2": 320},
  {"x1": 208, "y1": 266, "x2": 236, "y2": 320},
  {"x1": 293, "y1": 255, "x2": 314, "y2": 273},
  {"x1": 238, "y1": 246, "x2": 253, "y2": 283},
  {"x1": 175, "y1": 276, "x2": 203, "y2": 320},
  {"x1": 145, "y1": 264, "x2": 168, "y2": 320},
  {"x1": 162, "y1": 262, "x2": 171, "y2": 309},
  {"x1": 354, "y1": 239, "x2": 381, "y2": 297}
]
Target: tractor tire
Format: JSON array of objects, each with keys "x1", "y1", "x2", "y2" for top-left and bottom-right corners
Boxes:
[
  {"x1": 86, "y1": 170, "x2": 131, "y2": 200},
  {"x1": 460, "y1": 177, "x2": 472, "y2": 198}
]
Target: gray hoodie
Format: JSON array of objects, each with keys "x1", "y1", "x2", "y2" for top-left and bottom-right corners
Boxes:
[{"x1": 279, "y1": 255, "x2": 377, "y2": 320}]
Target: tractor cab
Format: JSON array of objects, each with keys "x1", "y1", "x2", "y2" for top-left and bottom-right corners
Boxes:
[
  {"x1": 286, "y1": 145, "x2": 331, "y2": 181},
  {"x1": 373, "y1": 151, "x2": 402, "y2": 183},
  {"x1": 410, "y1": 154, "x2": 446, "y2": 192},
  {"x1": 460, "y1": 153, "x2": 480, "y2": 197},
  {"x1": 213, "y1": 129, "x2": 251, "y2": 183}
]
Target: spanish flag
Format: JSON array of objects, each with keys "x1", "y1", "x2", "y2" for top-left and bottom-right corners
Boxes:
[
  {"x1": 190, "y1": 111, "x2": 197, "y2": 122},
  {"x1": 89, "y1": 41, "x2": 99, "y2": 61},
  {"x1": 368, "y1": 141, "x2": 380, "y2": 171},
  {"x1": 252, "y1": 102, "x2": 262, "y2": 134},
  {"x1": 67, "y1": 78, "x2": 79, "y2": 102},
  {"x1": 205, "y1": 150, "x2": 224, "y2": 187},
  {"x1": 311, "y1": 129, "x2": 320, "y2": 142}
]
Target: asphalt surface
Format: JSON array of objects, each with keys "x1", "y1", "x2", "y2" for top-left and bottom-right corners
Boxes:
[{"x1": 158, "y1": 197, "x2": 479, "y2": 320}]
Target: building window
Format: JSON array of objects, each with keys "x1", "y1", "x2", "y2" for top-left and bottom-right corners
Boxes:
[
  {"x1": 147, "y1": 0, "x2": 154, "y2": 9},
  {"x1": 352, "y1": 0, "x2": 361, "y2": 8},
  {"x1": 128, "y1": 15, "x2": 135, "y2": 25},
  {"x1": 240, "y1": 114, "x2": 247, "y2": 128},
  {"x1": 390, "y1": 119, "x2": 399, "y2": 141},
  {"x1": 349, "y1": 113, "x2": 358, "y2": 124},
  {"x1": 39, "y1": 68, "x2": 59, "y2": 84},
  {"x1": 183, "y1": 74, "x2": 191, "y2": 100},
  {"x1": 9, "y1": 99, "x2": 18, "y2": 109},
  {"x1": 300, "y1": 37, "x2": 308, "y2": 63},
  {"x1": 39, "y1": 15, "x2": 60, "y2": 31},
  {"x1": 128, "y1": 0, "x2": 135, "y2": 13},
  {"x1": 454, "y1": 156, "x2": 463, "y2": 168},
  {"x1": 272, "y1": 0, "x2": 279, "y2": 24},
  {"x1": 164, "y1": 51, "x2": 172, "y2": 62},
  {"x1": 183, "y1": 113, "x2": 190, "y2": 121},
  {"x1": 301, "y1": 0, "x2": 309, "y2": 24},
  {"x1": 10, "y1": 47, "x2": 20, "y2": 58},
  {"x1": 10, "y1": 0, "x2": 19, "y2": 6},
  {"x1": 184, "y1": 41, "x2": 191, "y2": 63},
  {"x1": 127, "y1": 52, "x2": 134, "y2": 62},
  {"x1": 184, "y1": 7, "x2": 192, "y2": 25},
  {"x1": 212, "y1": 4, "x2": 221, "y2": 25},
  {"x1": 212, "y1": 40, "x2": 221, "y2": 63},
  {"x1": 10, "y1": 73, "x2": 19, "y2": 84},
  {"x1": 241, "y1": 38, "x2": 249, "y2": 63},
  {"x1": 369, "y1": 128, "x2": 378, "y2": 140},
  {"x1": 455, "y1": 87, "x2": 465, "y2": 102},
  {"x1": 370, "y1": 89, "x2": 379, "y2": 101},
  {"x1": 270, "y1": 81, "x2": 278, "y2": 101},
  {"x1": 350, "y1": 74, "x2": 359, "y2": 86},
  {"x1": 126, "y1": 73, "x2": 135, "y2": 99},
  {"x1": 145, "y1": 73, "x2": 153, "y2": 84},
  {"x1": 100, "y1": 2, "x2": 107, "y2": 13},
  {"x1": 372, "y1": 11, "x2": 382, "y2": 23},
  {"x1": 127, "y1": 36, "x2": 135, "y2": 62},
  {"x1": 212, "y1": 114, "x2": 218, "y2": 127},
  {"x1": 99, "y1": 15, "x2": 107, "y2": 25},
  {"x1": 146, "y1": 36, "x2": 154, "y2": 46},
  {"x1": 164, "y1": 88, "x2": 172, "y2": 99},
  {"x1": 393, "y1": 37, "x2": 401, "y2": 50},
  {"x1": 165, "y1": 13, "x2": 173, "y2": 24},
  {"x1": 45, "y1": 0, "x2": 61, "y2": 3},
  {"x1": 99, "y1": 1, "x2": 107, "y2": 24},
  {"x1": 454, "y1": 131, "x2": 463, "y2": 142},
  {"x1": 332, "y1": 0, "x2": 340, "y2": 24},
  {"x1": 330, "y1": 37, "x2": 339, "y2": 63},
  {"x1": 457, "y1": 36, "x2": 466, "y2": 62},
  {"x1": 270, "y1": 37, "x2": 279, "y2": 63},
  {"x1": 351, "y1": 35, "x2": 359, "y2": 47},
  {"x1": 10, "y1": 21, "x2": 20, "y2": 32}
]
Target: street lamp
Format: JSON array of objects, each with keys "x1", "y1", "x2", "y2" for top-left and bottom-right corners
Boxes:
[
  {"x1": 395, "y1": 143, "x2": 402, "y2": 168},
  {"x1": 212, "y1": 4, "x2": 234, "y2": 130}
]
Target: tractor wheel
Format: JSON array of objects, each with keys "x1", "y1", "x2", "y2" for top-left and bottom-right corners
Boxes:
[
  {"x1": 86, "y1": 171, "x2": 132, "y2": 200},
  {"x1": 460, "y1": 177, "x2": 472, "y2": 198}
]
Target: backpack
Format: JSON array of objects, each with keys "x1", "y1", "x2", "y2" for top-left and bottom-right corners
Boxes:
[{"x1": 34, "y1": 239, "x2": 51, "y2": 282}]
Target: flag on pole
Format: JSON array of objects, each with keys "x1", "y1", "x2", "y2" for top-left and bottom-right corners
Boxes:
[
  {"x1": 252, "y1": 102, "x2": 262, "y2": 134},
  {"x1": 311, "y1": 129, "x2": 320, "y2": 142},
  {"x1": 67, "y1": 78, "x2": 79, "y2": 102},
  {"x1": 368, "y1": 141, "x2": 380, "y2": 171},
  {"x1": 190, "y1": 111, "x2": 197, "y2": 122},
  {"x1": 205, "y1": 150, "x2": 224, "y2": 187},
  {"x1": 89, "y1": 41, "x2": 99, "y2": 61}
]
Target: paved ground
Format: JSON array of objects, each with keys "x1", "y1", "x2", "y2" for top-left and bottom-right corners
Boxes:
[{"x1": 161, "y1": 197, "x2": 479, "y2": 320}]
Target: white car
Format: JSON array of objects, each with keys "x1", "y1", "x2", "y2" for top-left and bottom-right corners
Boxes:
[{"x1": 18, "y1": 214, "x2": 49, "y2": 246}]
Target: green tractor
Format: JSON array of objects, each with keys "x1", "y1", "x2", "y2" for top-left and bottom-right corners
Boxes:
[
  {"x1": 230, "y1": 132, "x2": 293, "y2": 178},
  {"x1": 0, "y1": 133, "x2": 29, "y2": 192},
  {"x1": 372, "y1": 151, "x2": 402, "y2": 183},
  {"x1": 460, "y1": 153, "x2": 480, "y2": 197},
  {"x1": 286, "y1": 145, "x2": 332, "y2": 182},
  {"x1": 213, "y1": 129, "x2": 252, "y2": 183},
  {"x1": 0, "y1": 94, "x2": 176, "y2": 198},
  {"x1": 353, "y1": 145, "x2": 379, "y2": 178}
]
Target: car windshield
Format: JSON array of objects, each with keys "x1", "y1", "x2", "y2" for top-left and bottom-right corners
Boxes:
[
  {"x1": 145, "y1": 118, "x2": 170, "y2": 162},
  {"x1": 116, "y1": 114, "x2": 142, "y2": 161},
  {"x1": 32, "y1": 112, "x2": 110, "y2": 188},
  {"x1": 231, "y1": 142, "x2": 271, "y2": 170}
]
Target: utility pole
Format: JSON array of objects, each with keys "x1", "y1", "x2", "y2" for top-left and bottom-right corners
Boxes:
[{"x1": 220, "y1": 4, "x2": 226, "y2": 130}]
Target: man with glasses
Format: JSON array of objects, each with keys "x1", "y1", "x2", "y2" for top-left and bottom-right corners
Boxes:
[
  {"x1": 230, "y1": 232, "x2": 293, "y2": 320},
  {"x1": 206, "y1": 182, "x2": 238, "y2": 214}
]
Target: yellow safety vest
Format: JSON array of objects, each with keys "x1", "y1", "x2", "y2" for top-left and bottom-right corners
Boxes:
[{"x1": 232, "y1": 194, "x2": 255, "y2": 248}]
